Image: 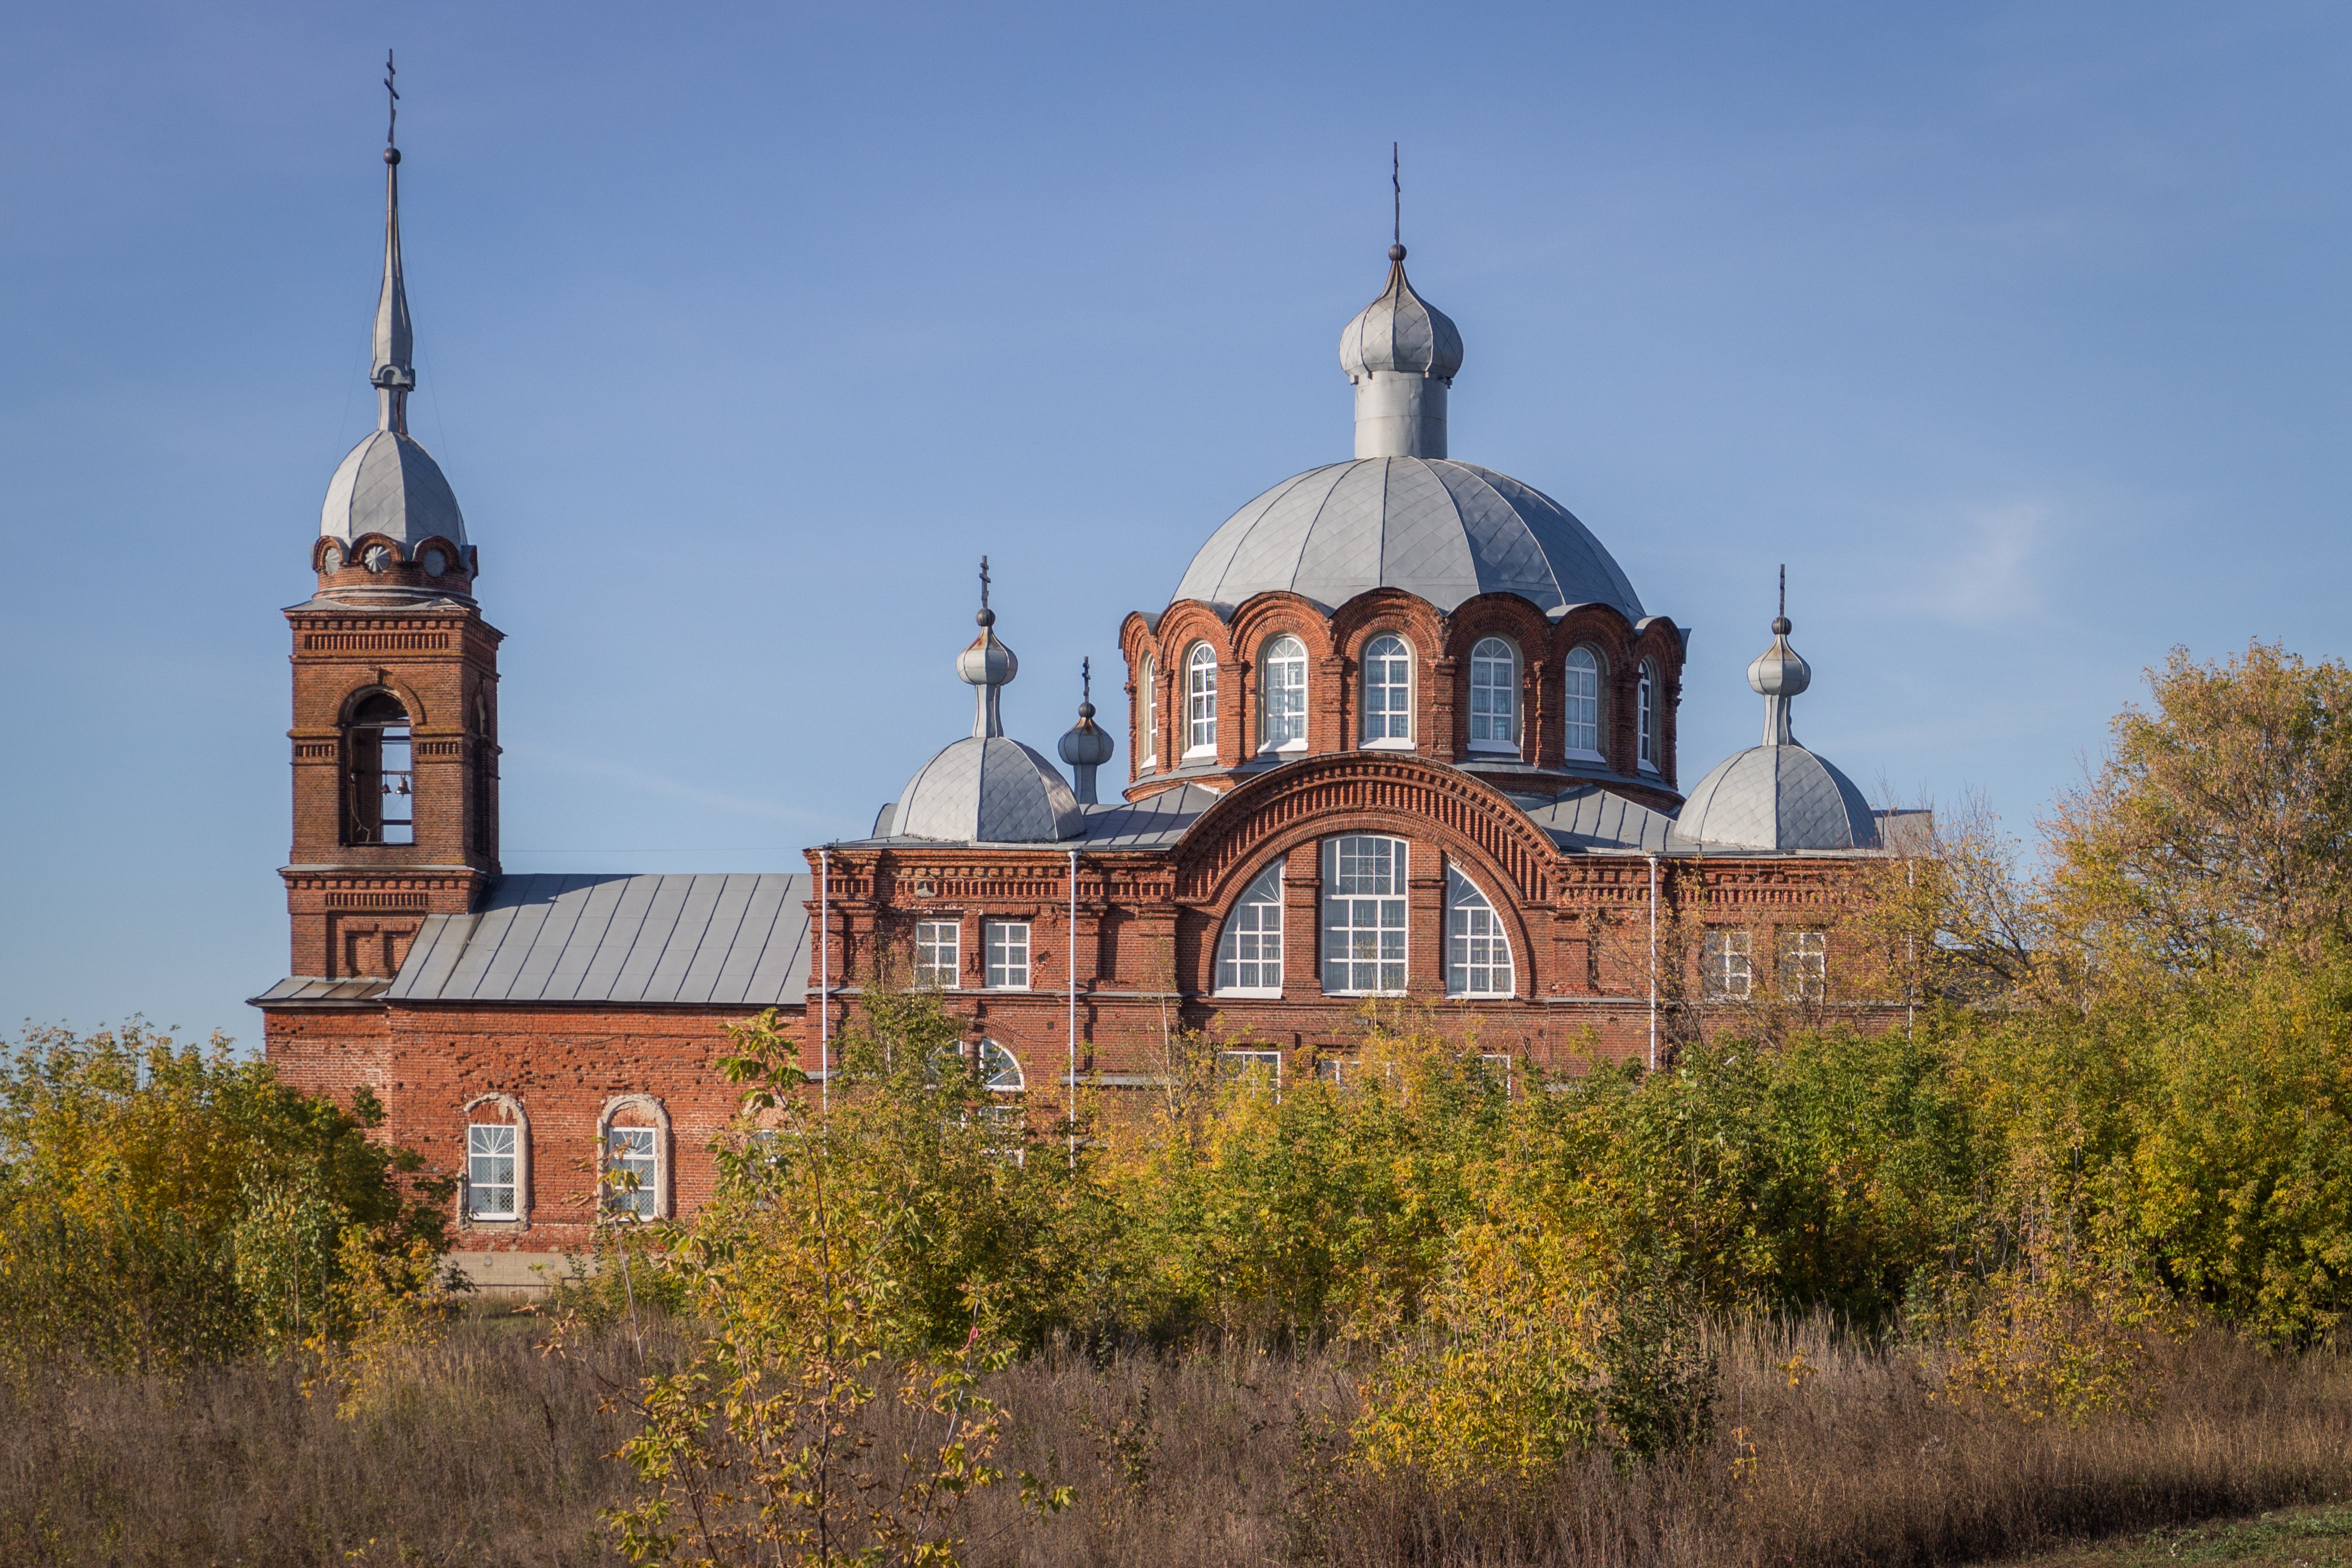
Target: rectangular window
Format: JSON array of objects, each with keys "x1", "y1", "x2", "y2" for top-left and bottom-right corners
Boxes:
[
  {"x1": 914, "y1": 920, "x2": 960, "y2": 988},
  {"x1": 1701, "y1": 928, "x2": 1754, "y2": 1001},
  {"x1": 1779, "y1": 929, "x2": 1827, "y2": 1001},
  {"x1": 1314, "y1": 1055, "x2": 1352, "y2": 1085},
  {"x1": 985, "y1": 921, "x2": 1030, "y2": 990},
  {"x1": 1478, "y1": 1052, "x2": 1514, "y2": 1094},
  {"x1": 607, "y1": 1127, "x2": 657, "y2": 1219},
  {"x1": 467, "y1": 1123, "x2": 516, "y2": 1219},
  {"x1": 1220, "y1": 1048, "x2": 1282, "y2": 1087},
  {"x1": 1322, "y1": 836, "x2": 1408, "y2": 994}
]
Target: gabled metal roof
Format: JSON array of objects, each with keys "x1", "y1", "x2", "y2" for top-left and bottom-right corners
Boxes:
[
  {"x1": 385, "y1": 872, "x2": 812, "y2": 1006},
  {"x1": 1510, "y1": 787, "x2": 1676, "y2": 854}
]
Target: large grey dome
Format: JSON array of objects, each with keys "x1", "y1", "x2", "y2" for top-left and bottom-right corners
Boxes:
[
  {"x1": 1173, "y1": 456, "x2": 1644, "y2": 617},
  {"x1": 321, "y1": 429, "x2": 468, "y2": 551},
  {"x1": 1669, "y1": 745, "x2": 1879, "y2": 852},
  {"x1": 896, "y1": 736, "x2": 1082, "y2": 844}
]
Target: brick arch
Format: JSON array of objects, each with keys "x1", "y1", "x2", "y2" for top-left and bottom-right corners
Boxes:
[
  {"x1": 339, "y1": 677, "x2": 432, "y2": 731},
  {"x1": 1172, "y1": 750, "x2": 1559, "y2": 910}
]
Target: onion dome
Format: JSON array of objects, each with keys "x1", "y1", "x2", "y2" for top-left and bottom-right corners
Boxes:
[
  {"x1": 1058, "y1": 659, "x2": 1116, "y2": 806},
  {"x1": 319, "y1": 109, "x2": 468, "y2": 565},
  {"x1": 895, "y1": 561, "x2": 1082, "y2": 843},
  {"x1": 1174, "y1": 457, "x2": 1643, "y2": 617},
  {"x1": 1340, "y1": 245, "x2": 1463, "y2": 383},
  {"x1": 1670, "y1": 582, "x2": 1878, "y2": 853}
]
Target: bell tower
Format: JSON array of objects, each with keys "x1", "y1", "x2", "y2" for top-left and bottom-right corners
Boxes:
[{"x1": 282, "y1": 62, "x2": 501, "y2": 982}]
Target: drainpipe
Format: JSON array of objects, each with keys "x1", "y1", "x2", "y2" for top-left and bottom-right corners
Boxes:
[
  {"x1": 1647, "y1": 853, "x2": 1659, "y2": 1072},
  {"x1": 818, "y1": 848, "x2": 830, "y2": 1117},
  {"x1": 1068, "y1": 847, "x2": 1080, "y2": 1169}
]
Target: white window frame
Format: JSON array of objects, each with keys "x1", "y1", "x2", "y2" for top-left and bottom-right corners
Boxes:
[
  {"x1": 1361, "y1": 634, "x2": 1414, "y2": 749},
  {"x1": 1779, "y1": 929, "x2": 1828, "y2": 1001},
  {"x1": 1220, "y1": 1048, "x2": 1283, "y2": 1088},
  {"x1": 1214, "y1": 861, "x2": 1286, "y2": 997},
  {"x1": 1184, "y1": 643, "x2": 1219, "y2": 759},
  {"x1": 914, "y1": 919, "x2": 961, "y2": 989},
  {"x1": 466, "y1": 1121, "x2": 518, "y2": 1221},
  {"x1": 1563, "y1": 646, "x2": 1604, "y2": 761},
  {"x1": 1701, "y1": 928, "x2": 1754, "y2": 1001},
  {"x1": 1321, "y1": 835, "x2": 1409, "y2": 995},
  {"x1": 984, "y1": 919, "x2": 1030, "y2": 990},
  {"x1": 1638, "y1": 660, "x2": 1660, "y2": 774},
  {"x1": 977, "y1": 1038, "x2": 1025, "y2": 1092},
  {"x1": 1314, "y1": 1055, "x2": 1353, "y2": 1085},
  {"x1": 1477, "y1": 1052, "x2": 1515, "y2": 1095},
  {"x1": 1139, "y1": 653, "x2": 1156, "y2": 768},
  {"x1": 1467, "y1": 637, "x2": 1518, "y2": 754},
  {"x1": 598, "y1": 1094, "x2": 671, "y2": 1222},
  {"x1": 1444, "y1": 866, "x2": 1516, "y2": 999},
  {"x1": 1258, "y1": 634, "x2": 1310, "y2": 754}
]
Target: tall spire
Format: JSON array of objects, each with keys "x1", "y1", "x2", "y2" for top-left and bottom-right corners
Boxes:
[
  {"x1": 956, "y1": 555, "x2": 1019, "y2": 738},
  {"x1": 370, "y1": 50, "x2": 416, "y2": 436},
  {"x1": 1746, "y1": 564, "x2": 1812, "y2": 746}
]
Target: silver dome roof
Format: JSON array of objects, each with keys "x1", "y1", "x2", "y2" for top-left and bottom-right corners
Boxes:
[
  {"x1": 1668, "y1": 745, "x2": 1879, "y2": 852},
  {"x1": 321, "y1": 429, "x2": 468, "y2": 550},
  {"x1": 1339, "y1": 248, "x2": 1462, "y2": 382},
  {"x1": 1173, "y1": 456, "x2": 1643, "y2": 617},
  {"x1": 896, "y1": 736, "x2": 1082, "y2": 843}
]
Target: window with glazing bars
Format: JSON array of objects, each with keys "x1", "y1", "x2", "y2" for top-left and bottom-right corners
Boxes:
[
  {"x1": 1186, "y1": 644, "x2": 1218, "y2": 754},
  {"x1": 1445, "y1": 867, "x2": 1514, "y2": 997},
  {"x1": 1701, "y1": 928, "x2": 1753, "y2": 1000},
  {"x1": 1260, "y1": 635, "x2": 1309, "y2": 750},
  {"x1": 467, "y1": 1124, "x2": 516, "y2": 1219},
  {"x1": 914, "y1": 920, "x2": 960, "y2": 988},
  {"x1": 1564, "y1": 647, "x2": 1602, "y2": 755},
  {"x1": 1215, "y1": 862, "x2": 1285, "y2": 995},
  {"x1": 1362, "y1": 636, "x2": 1412, "y2": 743},
  {"x1": 1469, "y1": 638, "x2": 1516, "y2": 748},
  {"x1": 1778, "y1": 929, "x2": 1827, "y2": 1001},
  {"x1": 1322, "y1": 836, "x2": 1408, "y2": 994},
  {"x1": 985, "y1": 921, "x2": 1030, "y2": 990},
  {"x1": 607, "y1": 1127, "x2": 657, "y2": 1219}
]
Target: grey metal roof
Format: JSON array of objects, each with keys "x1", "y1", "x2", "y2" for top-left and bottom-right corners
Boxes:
[
  {"x1": 896, "y1": 736, "x2": 1082, "y2": 844},
  {"x1": 838, "y1": 783, "x2": 1218, "y2": 852},
  {"x1": 1511, "y1": 788, "x2": 1676, "y2": 854},
  {"x1": 249, "y1": 977, "x2": 392, "y2": 1006},
  {"x1": 1668, "y1": 746, "x2": 1880, "y2": 853},
  {"x1": 322, "y1": 429, "x2": 467, "y2": 550},
  {"x1": 386, "y1": 873, "x2": 813, "y2": 1005},
  {"x1": 1339, "y1": 252, "x2": 1462, "y2": 381},
  {"x1": 1172, "y1": 457, "x2": 1643, "y2": 618}
]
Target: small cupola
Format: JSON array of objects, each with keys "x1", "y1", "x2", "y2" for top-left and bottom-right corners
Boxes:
[
  {"x1": 1058, "y1": 659, "x2": 1116, "y2": 805},
  {"x1": 1338, "y1": 243, "x2": 1464, "y2": 460}
]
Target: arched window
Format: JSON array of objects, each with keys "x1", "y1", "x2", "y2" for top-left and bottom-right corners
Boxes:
[
  {"x1": 1361, "y1": 634, "x2": 1413, "y2": 747},
  {"x1": 1185, "y1": 643, "x2": 1219, "y2": 758},
  {"x1": 1322, "y1": 835, "x2": 1408, "y2": 995},
  {"x1": 461, "y1": 1093, "x2": 528, "y2": 1226},
  {"x1": 1445, "y1": 867, "x2": 1514, "y2": 998},
  {"x1": 470, "y1": 691, "x2": 495, "y2": 856},
  {"x1": 1139, "y1": 654, "x2": 1156, "y2": 767},
  {"x1": 1563, "y1": 647, "x2": 1603, "y2": 759},
  {"x1": 1637, "y1": 660, "x2": 1660, "y2": 772},
  {"x1": 1259, "y1": 635, "x2": 1309, "y2": 753},
  {"x1": 1468, "y1": 637, "x2": 1517, "y2": 753},
  {"x1": 978, "y1": 1039, "x2": 1024, "y2": 1092},
  {"x1": 599, "y1": 1095, "x2": 671, "y2": 1221},
  {"x1": 345, "y1": 691, "x2": 414, "y2": 845},
  {"x1": 1215, "y1": 862, "x2": 1286, "y2": 996}
]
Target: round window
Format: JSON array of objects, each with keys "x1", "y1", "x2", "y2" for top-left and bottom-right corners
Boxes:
[
  {"x1": 321, "y1": 543, "x2": 344, "y2": 573},
  {"x1": 422, "y1": 547, "x2": 448, "y2": 577},
  {"x1": 362, "y1": 545, "x2": 391, "y2": 574}
]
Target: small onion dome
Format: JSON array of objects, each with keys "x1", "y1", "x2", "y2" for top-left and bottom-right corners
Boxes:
[
  {"x1": 895, "y1": 736, "x2": 1084, "y2": 843},
  {"x1": 1058, "y1": 701, "x2": 1114, "y2": 770},
  {"x1": 958, "y1": 603, "x2": 1018, "y2": 690},
  {"x1": 1339, "y1": 245, "x2": 1463, "y2": 383},
  {"x1": 321, "y1": 429, "x2": 468, "y2": 550},
  {"x1": 1746, "y1": 614, "x2": 1810, "y2": 704}
]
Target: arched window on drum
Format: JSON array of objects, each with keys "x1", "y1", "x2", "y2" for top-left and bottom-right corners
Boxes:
[
  {"x1": 1563, "y1": 647, "x2": 1604, "y2": 760},
  {"x1": 1468, "y1": 637, "x2": 1517, "y2": 753},
  {"x1": 1258, "y1": 635, "x2": 1309, "y2": 754},
  {"x1": 1445, "y1": 866, "x2": 1514, "y2": 999},
  {"x1": 1215, "y1": 862, "x2": 1286, "y2": 997}
]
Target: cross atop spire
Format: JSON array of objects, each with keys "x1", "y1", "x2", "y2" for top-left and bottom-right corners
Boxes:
[
  {"x1": 369, "y1": 49, "x2": 417, "y2": 436},
  {"x1": 1392, "y1": 141, "x2": 1401, "y2": 252}
]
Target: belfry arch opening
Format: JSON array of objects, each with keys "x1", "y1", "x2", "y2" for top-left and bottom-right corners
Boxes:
[{"x1": 345, "y1": 690, "x2": 415, "y2": 845}]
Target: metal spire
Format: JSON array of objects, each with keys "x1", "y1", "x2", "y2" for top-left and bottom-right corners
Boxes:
[
  {"x1": 958, "y1": 555, "x2": 1016, "y2": 738},
  {"x1": 1392, "y1": 142, "x2": 1401, "y2": 250},
  {"x1": 370, "y1": 49, "x2": 417, "y2": 437}
]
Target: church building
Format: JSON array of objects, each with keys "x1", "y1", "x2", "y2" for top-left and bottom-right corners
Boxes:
[{"x1": 254, "y1": 133, "x2": 1910, "y2": 1278}]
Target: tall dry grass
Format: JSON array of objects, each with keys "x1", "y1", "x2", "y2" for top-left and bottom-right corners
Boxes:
[{"x1": 0, "y1": 1312, "x2": 2344, "y2": 1567}]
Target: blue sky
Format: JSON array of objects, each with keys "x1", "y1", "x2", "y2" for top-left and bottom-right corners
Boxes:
[{"x1": 3, "y1": 3, "x2": 2349, "y2": 1046}]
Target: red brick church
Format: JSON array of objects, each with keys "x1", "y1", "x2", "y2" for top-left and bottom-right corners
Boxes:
[{"x1": 255, "y1": 133, "x2": 1913, "y2": 1278}]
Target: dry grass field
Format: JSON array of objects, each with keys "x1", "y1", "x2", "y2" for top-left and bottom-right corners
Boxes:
[{"x1": 1, "y1": 1307, "x2": 2345, "y2": 1568}]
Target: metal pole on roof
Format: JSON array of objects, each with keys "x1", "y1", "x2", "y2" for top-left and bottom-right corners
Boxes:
[
  {"x1": 819, "y1": 849, "x2": 830, "y2": 1118},
  {"x1": 1068, "y1": 847, "x2": 1079, "y2": 1169},
  {"x1": 1647, "y1": 853, "x2": 1659, "y2": 1072}
]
